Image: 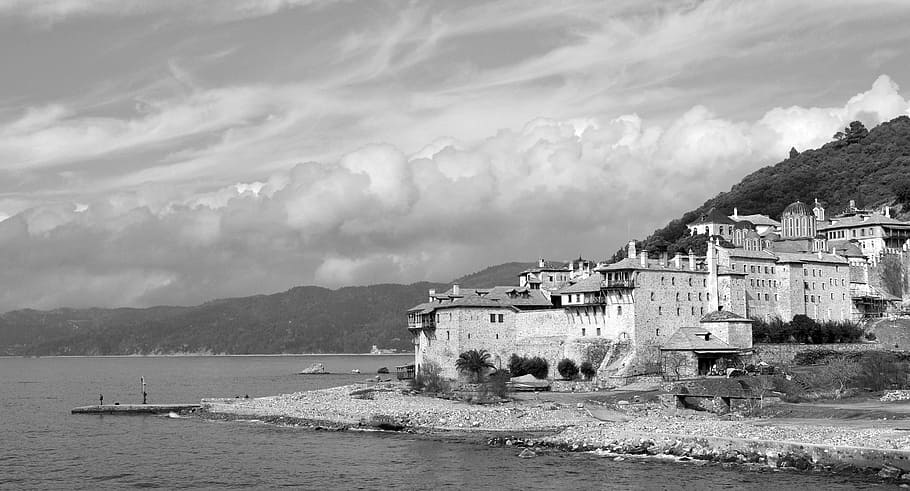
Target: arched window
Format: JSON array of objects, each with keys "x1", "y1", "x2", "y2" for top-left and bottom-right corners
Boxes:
[{"x1": 617, "y1": 305, "x2": 622, "y2": 316}]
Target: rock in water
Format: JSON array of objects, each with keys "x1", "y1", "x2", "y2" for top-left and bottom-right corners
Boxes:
[
  {"x1": 518, "y1": 448, "x2": 537, "y2": 459},
  {"x1": 299, "y1": 363, "x2": 327, "y2": 374}
]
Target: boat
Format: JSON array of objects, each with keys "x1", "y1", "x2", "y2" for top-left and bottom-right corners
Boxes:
[
  {"x1": 377, "y1": 367, "x2": 389, "y2": 374},
  {"x1": 351, "y1": 369, "x2": 360, "y2": 374}
]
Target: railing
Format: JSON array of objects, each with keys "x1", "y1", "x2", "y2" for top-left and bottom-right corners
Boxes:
[
  {"x1": 603, "y1": 279, "x2": 635, "y2": 288},
  {"x1": 407, "y1": 320, "x2": 435, "y2": 330}
]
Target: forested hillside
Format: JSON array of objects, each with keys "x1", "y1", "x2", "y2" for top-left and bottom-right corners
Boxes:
[
  {"x1": 0, "y1": 283, "x2": 447, "y2": 356},
  {"x1": 613, "y1": 116, "x2": 910, "y2": 260}
]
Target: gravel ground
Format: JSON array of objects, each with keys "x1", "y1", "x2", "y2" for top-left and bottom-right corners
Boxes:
[{"x1": 202, "y1": 383, "x2": 910, "y2": 449}]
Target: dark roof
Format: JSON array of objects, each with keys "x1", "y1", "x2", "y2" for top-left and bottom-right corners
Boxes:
[
  {"x1": 557, "y1": 274, "x2": 603, "y2": 294},
  {"x1": 782, "y1": 201, "x2": 812, "y2": 216},
  {"x1": 662, "y1": 327, "x2": 737, "y2": 351},
  {"x1": 733, "y1": 220, "x2": 754, "y2": 230},
  {"x1": 700, "y1": 310, "x2": 752, "y2": 322},
  {"x1": 827, "y1": 239, "x2": 864, "y2": 258},
  {"x1": 774, "y1": 251, "x2": 848, "y2": 265},
  {"x1": 818, "y1": 213, "x2": 910, "y2": 231},
  {"x1": 688, "y1": 207, "x2": 736, "y2": 226},
  {"x1": 408, "y1": 286, "x2": 554, "y2": 312}
]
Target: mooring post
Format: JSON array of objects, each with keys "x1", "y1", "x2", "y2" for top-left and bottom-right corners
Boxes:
[{"x1": 141, "y1": 377, "x2": 147, "y2": 404}]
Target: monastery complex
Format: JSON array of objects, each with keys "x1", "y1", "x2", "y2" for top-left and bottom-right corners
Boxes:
[{"x1": 407, "y1": 200, "x2": 910, "y2": 381}]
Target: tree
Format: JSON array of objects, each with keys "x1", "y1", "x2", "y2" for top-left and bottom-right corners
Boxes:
[
  {"x1": 455, "y1": 349, "x2": 496, "y2": 383},
  {"x1": 789, "y1": 147, "x2": 799, "y2": 158},
  {"x1": 833, "y1": 121, "x2": 868, "y2": 146},
  {"x1": 819, "y1": 356, "x2": 860, "y2": 398},
  {"x1": 579, "y1": 361, "x2": 597, "y2": 380},
  {"x1": 891, "y1": 175, "x2": 910, "y2": 207},
  {"x1": 557, "y1": 358, "x2": 579, "y2": 380}
]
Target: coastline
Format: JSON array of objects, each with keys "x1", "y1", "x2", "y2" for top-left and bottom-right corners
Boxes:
[{"x1": 198, "y1": 383, "x2": 910, "y2": 482}]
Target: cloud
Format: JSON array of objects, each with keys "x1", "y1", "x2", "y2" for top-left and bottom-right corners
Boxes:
[
  {"x1": 1, "y1": 75, "x2": 907, "y2": 311},
  {"x1": 0, "y1": 0, "x2": 323, "y2": 23}
]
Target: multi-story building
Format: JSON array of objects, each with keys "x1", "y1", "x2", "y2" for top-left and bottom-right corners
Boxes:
[{"x1": 406, "y1": 200, "x2": 899, "y2": 381}]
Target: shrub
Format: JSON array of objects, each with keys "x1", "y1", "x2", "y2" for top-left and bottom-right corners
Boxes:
[
  {"x1": 481, "y1": 369, "x2": 511, "y2": 399},
  {"x1": 507, "y1": 354, "x2": 549, "y2": 379},
  {"x1": 557, "y1": 358, "x2": 579, "y2": 380},
  {"x1": 410, "y1": 361, "x2": 450, "y2": 394},
  {"x1": 753, "y1": 316, "x2": 864, "y2": 344},
  {"x1": 855, "y1": 352, "x2": 908, "y2": 391},
  {"x1": 579, "y1": 361, "x2": 597, "y2": 380}
]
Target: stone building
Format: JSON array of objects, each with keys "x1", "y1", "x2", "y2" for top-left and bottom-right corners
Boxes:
[{"x1": 406, "y1": 199, "x2": 898, "y2": 381}]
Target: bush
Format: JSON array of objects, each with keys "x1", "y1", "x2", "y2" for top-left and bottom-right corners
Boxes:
[
  {"x1": 557, "y1": 358, "x2": 579, "y2": 380},
  {"x1": 410, "y1": 361, "x2": 450, "y2": 394},
  {"x1": 508, "y1": 354, "x2": 549, "y2": 379},
  {"x1": 481, "y1": 369, "x2": 511, "y2": 399},
  {"x1": 752, "y1": 316, "x2": 864, "y2": 344},
  {"x1": 855, "y1": 352, "x2": 908, "y2": 391},
  {"x1": 579, "y1": 361, "x2": 597, "y2": 380}
]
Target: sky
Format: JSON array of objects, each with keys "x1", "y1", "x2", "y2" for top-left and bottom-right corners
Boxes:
[{"x1": 2, "y1": 0, "x2": 910, "y2": 311}]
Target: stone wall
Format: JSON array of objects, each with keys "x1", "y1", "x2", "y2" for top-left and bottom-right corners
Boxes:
[{"x1": 751, "y1": 342, "x2": 881, "y2": 366}]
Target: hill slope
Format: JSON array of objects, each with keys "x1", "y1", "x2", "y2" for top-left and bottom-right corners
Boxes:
[
  {"x1": 621, "y1": 116, "x2": 910, "y2": 259},
  {"x1": 0, "y1": 283, "x2": 447, "y2": 356},
  {"x1": 451, "y1": 262, "x2": 537, "y2": 288}
]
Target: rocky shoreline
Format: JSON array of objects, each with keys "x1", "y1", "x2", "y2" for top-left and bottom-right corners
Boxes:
[{"x1": 198, "y1": 383, "x2": 910, "y2": 483}]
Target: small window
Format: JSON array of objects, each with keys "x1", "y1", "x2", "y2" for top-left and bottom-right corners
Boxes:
[
  {"x1": 447, "y1": 331, "x2": 450, "y2": 340},
  {"x1": 687, "y1": 292, "x2": 691, "y2": 301},
  {"x1": 688, "y1": 278, "x2": 692, "y2": 286},
  {"x1": 707, "y1": 293, "x2": 710, "y2": 301},
  {"x1": 617, "y1": 306, "x2": 622, "y2": 316},
  {"x1": 467, "y1": 333, "x2": 471, "y2": 339},
  {"x1": 658, "y1": 306, "x2": 662, "y2": 315},
  {"x1": 656, "y1": 328, "x2": 660, "y2": 336},
  {"x1": 489, "y1": 314, "x2": 496, "y2": 323},
  {"x1": 496, "y1": 333, "x2": 499, "y2": 340},
  {"x1": 497, "y1": 314, "x2": 504, "y2": 323},
  {"x1": 581, "y1": 328, "x2": 586, "y2": 337},
  {"x1": 699, "y1": 292, "x2": 703, "y2": 301},
  {"x1": 671, "y1": 277, "x2": 676, "y2": 286},
  {"x1": 676, "y1": 292, "x2": 680, "y2": 301},
  {"x1": 650, "y1": 292, "x2": 655, "y2": 301},
  {"x1": 676, "y1": 307, "x2": 680, "y2": 316},
  {"x1": 596, "y1": 328, "x2": 601, "y2": 336}
]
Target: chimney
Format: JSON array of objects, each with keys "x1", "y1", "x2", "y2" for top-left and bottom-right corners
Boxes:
[
  {"x1": 452, "y1": 284, "x2": 460, "y2": 296},
  {"x1": 817, "y1": 249, "x2": 822, "y2": 260},
  {"x1": 659, "y1": 251, "x2": 668, "y2": 267},
  {"x1": 428, "y1": 289, "x2": 436, "y2": 302},
  {"x1": 733, "y1": 207, "x2": 738, "y2": 219},
  {"x1": 627, "y1": 241, "x2": 637, "y2": 260},
  {"x1": 673, "y1": 252, "x2": 683, "y2": 269},
  {"x1": 538, "y1": 258, "x2": 546, "y2": 268},
  {"x1": 688, "y1": 249, "x2": 696, "y2": 271},
  {"x1": 639, "y1": 250, "x2": 648, "y2": 267}
]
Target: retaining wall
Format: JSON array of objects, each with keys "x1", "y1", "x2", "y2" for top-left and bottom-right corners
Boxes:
[{"x1": 751, "y1": 342, "x2": 881, "y2": 365}]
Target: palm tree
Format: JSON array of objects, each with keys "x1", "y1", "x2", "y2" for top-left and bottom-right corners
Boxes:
[{"x1": 455, "y1": 349, "x2": 496, "y2": 383}]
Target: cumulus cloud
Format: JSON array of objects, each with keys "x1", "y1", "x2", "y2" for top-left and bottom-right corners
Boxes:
[{"x1": 1, "y1": 75, "x2": 908, "y2": 311}]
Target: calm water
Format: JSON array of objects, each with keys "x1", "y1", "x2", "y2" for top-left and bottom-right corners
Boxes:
[{"x1": 0, "y1": 355, "x2": 896, "y2": 489}]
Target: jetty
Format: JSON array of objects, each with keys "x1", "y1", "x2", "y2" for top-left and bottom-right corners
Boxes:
[{"x1": 71, "y1": 403, "x2": 201, "y2": 415}]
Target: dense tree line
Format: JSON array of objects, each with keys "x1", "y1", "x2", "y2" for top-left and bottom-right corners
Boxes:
[{"x1": 610, "y1": 116, "x2": 910, "y2": 261}]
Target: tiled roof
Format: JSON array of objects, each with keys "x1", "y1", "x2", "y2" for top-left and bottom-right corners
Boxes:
[
  {"x1": 827, "y1": 239, "x2": 865, "y2": 258},
  {"x1": 774, "y1": 252, "x2": 847, "y2": 265},
  {"x1": 819, "y1": 213, "x2": 910, "y2": 230},
  {"x1": 557, "y1": 274, "x2": 604, "y2": 294},
  {"x1": 700, "y1": 310, "x2": 751, "y2": 322},
  {"x1": 662, "y1": 327, "x2": 737, "y2": 351},
  {"x1": 408, "y1": 286, "x2": 554, "y2": 312},
  {"x1": 520, "y1": 260, "x2": 569, "y2": 274},
  {"x1": 597, "y1": 256, "x2": 705, "y2": 273},
  {"x1": 731, "y1": 214, "x2": 780, "y2": 227},
  {"x1": 727, "y1": 249, "x2": 777, "y2": 260},
  {"x1": 688, "y1": 207, "x2": 736, "y2": 226}
]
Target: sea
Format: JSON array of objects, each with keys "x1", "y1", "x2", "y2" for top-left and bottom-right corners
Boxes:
[{"x1": 0, "y1": 354, "x2": 896, "y2": 490}]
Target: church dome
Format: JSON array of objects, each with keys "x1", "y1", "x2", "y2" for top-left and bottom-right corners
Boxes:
[{"x1": 782, "y1": 201, "x2": 812, "y2": 216}]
